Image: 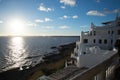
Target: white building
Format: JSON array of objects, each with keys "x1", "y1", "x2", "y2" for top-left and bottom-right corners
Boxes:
[{"x1": 71, "y1": 15, "x2": 120, "y2": 68}]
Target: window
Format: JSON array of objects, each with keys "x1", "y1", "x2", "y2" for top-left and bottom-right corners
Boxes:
[
  {"x1": 104, "y1": 39, "x2": 107, "y2": 44},
  {"x1": 117, "y1": 22, "x2": 120, "y2": 26},
  {"x1": 108, "y1": 31, "x2": 110, "y2": 34},
  {"x1": 99, "y1": 39, "x2": 102, "y2": 44},
  {"x1": 111, "y1": 31, "x2": 114, "y2": 34},
  {"x1": 94, "y1": 31, "x2": 96, "y2": 36},
  {"x1": 83, "y1": 52, "x2": 86, "y2": 54},
  {"x1": 93, "y1": 39, "x2": 96, "y2": 43},
  {"x1": 111, "y1": 40, "x2": 113, "y2": 44},
  {"x1": 118, "y1": 30, "x2": 120, "y2": 35},
  {"x1": 83, "y1": 39, "x2": 88, "y2": 43},
  {"x1": 116, "y1": 40, "x2": 120, "y2": 46}
]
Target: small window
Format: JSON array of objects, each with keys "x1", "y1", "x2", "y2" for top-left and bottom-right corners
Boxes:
[
  {"x1": 93, "y1": 39, "x2": 96, "y2": 43},
  {"x1": 118, "y1": 30, "x2": 120, "y2": 35},
  {"x1": 118, "y1": 22, "x2": 120, "y2": 26},
  {"x1": 112, "y1": 31, "x2": 114, "y2": 34},
  {"x1": 94, "y1": 31, "x2": 96, "y2": 36},
  {"x1": 108, "y1": 31, "x2": 110, "y2": 34},
  {"x1": 83, "y1": 39, "x2": 88, "y2": 43},
  {"x1": 116, "y1": 40, "x2": 120, "y2": 45},
  {"x1": 111, "y1": 40, "x2": 113, "y2": 44},
  {"x1": 99, "y1": 39, "x2": 102, "y2": 44},
  {"x1": 83, "y1": 52, "x2": 86, "y2": 54},
  {"x1": 104, "y1": 39, "x2": 107, "y2": 44}
]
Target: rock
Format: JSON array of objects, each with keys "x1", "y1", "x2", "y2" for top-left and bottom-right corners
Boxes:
[{"x1": 51, "y1": 46, "x2": 57, "y2": 49}]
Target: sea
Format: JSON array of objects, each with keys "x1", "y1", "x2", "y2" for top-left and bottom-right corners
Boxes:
[{"x1": 0, "y1": 36, "x2": 79, "y2": 72}]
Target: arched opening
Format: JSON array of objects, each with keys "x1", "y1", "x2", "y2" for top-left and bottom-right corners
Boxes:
[
  {"x1": 99, "y1": 39, "x2": 102, "y2": 44},
  {"x1": 93, "y1": 39, "x2": 96, "y2": 43},
  {"x1": 114, "y1": 39, "x2": 120, "y2": 56},
  {"x1": 104, "y1": 39, "x2": 107, "y2": 44},
  {"x1": 83, "y1": 39, "x2": 88, "y2": 43}
]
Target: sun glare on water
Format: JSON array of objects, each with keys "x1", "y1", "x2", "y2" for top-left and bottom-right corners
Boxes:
[{"x1": 7, "y1": 17, "x2": 26, "y2": 35}]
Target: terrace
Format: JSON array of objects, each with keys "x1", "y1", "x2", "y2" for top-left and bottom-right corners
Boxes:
[{"x1": 47, "y1": 52, "x2": 119, "y2": 80}]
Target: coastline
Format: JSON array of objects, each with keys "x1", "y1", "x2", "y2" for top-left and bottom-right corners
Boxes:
[{"x1": 0, "y1": 42, "x2": 76, "y2": 80}]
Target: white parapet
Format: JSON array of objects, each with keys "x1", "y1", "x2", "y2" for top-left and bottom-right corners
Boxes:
[{"x1": 78, "y1": 46, "x2": 117, "y2": 68}]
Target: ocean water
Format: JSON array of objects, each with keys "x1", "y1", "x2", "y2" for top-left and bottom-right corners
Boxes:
[{"x1": 0, "y1": 36, "x2": 79, "y2": 72}]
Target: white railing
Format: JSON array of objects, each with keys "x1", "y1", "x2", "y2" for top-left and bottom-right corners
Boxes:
[
  {"x1": 82, "y1": 31, "x2": 91, "y2": 36},
  {"x1": 76, "y1": 41, "x2": 80, "y2": 45},
  {"x1": 70, "y1": 53, "x2": 118, "y2": 80}
]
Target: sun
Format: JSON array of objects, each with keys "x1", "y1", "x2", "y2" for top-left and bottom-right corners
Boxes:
[{"x1": 7, "y1": 17, "x2": 26, "y2": 35}]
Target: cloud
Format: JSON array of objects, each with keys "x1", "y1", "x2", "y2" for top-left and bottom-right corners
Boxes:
[
  {"x1": 96, "y1": 0, "x2": 100, "y2": 3},
  {"x1": 60, "y1": 0, "x2": 76, "y2": 6},
  {"x1": 38, "y1": 4, "x2": 54, "y2": 12},
  {"x1": 59, "y1": 25, "x2": 70, "y2": 29},
  {"x1": 35, "y1": 19, "x2": 44, "y2": 23},
  {"x1": 41, "y1": 26, "x2": 54, "y2": 29},
  {"x1": 45, "y1": 18, "x2": 52, "y2": 22},
  {"x1": 60, "y1": 15, "x2": 78, "y2": 19},
  {"x1": 45, "y1": 26, "x2": 53, "y2": 29},
  {"x1": 80, "y1": 25, "x2": 88, "y2": 28},
  {"x1": 27, "y1": 23, "x2": 37, "y2": 27},
  {"x1": 72, "y1": 15, "x2": 78, "y2": 19},
  {"x1": 87, "y1": 10, "x2": 105, "y2": 16},
  {"x1": 87, "y1": 9, "x2": 120, "y2": 17},
  {"x1": 63, "y1": 15, "x2": 69, "y2": 19},
  {"x1": 0, "y1": 20, "x2": 3, "y2": 24},
  {"x1": 60, "y1": 15, "x2": 70, "y2": 19},
  {"x1": 35, "y1": 18, "x2": 52, "y2": 23},
  {"x1": 61, "y1": 6, "x2": 66, "y2": 9},
  {"x1": 44, "y1": 26, "x2": 54, "y2": 29},
  {"x1": 103, "y1": 8, "x2": 120, "y2": 14}
]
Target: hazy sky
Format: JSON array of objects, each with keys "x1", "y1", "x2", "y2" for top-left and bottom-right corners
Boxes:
[{"x1": 0, "y1": 0, "x2": 120, "y2": 36}]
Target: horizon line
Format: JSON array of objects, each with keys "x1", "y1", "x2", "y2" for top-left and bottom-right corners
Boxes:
[{"x1": 0, "y1": 35, "x2": 80, "y2": 37}]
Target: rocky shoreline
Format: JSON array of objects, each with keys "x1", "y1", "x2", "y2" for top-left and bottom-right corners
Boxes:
[{"x1": 0, "y1": 42, "x2": 76, "y2": 80}]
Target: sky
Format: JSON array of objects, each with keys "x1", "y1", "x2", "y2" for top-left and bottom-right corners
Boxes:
[{"x1": 0, "y1": 0, "x2": 120, "y2": 36}]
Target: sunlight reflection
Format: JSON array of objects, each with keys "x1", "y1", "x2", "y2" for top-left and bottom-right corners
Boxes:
[
  {"x1": 10, "y1": 37, "x2": 25, "y2": 61},
  {"x1": 7, "y1": 37, "x2": 28, "y2": 68}
]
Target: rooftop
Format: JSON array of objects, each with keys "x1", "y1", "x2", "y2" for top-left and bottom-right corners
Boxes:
[
  {"x1": 102, "y1": 21, "x2": 113, "y2": 25},
  {"x1": 49, "y1": 66, "x2": 87, "y2": 80}
]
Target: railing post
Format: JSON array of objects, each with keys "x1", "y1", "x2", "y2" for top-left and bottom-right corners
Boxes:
[{"x1": 96, "y1": 69, "x2": 106, "y2": 80}]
